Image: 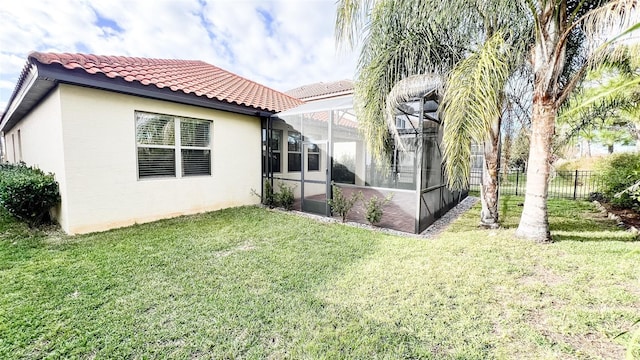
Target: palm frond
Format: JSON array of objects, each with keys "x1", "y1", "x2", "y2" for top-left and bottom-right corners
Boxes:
[
  {"x1": 441, "y1": 32, "x2": 512, "y2": 190},
  {"x1": 354, "y1": 0, "x2": 462, "y2": 163},
  {"x1": 335, "y1": 0, "x2": 376, "y2": 49},
  {"x1": 345, "y1": 0, "x2": 529, "y2": 169},
  {"x1": 558, "y1": 65, "x2": 640, "y2": 143},
  {"x1": 580, "y1": 0, "x2": 638, "y2": 47},
  {"x1": 559, "y1": 74, "x2": 640, "y2": 122}
]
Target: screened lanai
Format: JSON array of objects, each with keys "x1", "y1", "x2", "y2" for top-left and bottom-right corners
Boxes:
[{"x1": 262, "y1": 90, "x2": 467, "y2": 234}]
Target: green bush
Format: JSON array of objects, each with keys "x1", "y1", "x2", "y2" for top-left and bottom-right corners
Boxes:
[
  {"x1": 276, "y1": 182, "x2": 295, "y2": 211},
  {"x1": 260, "y1": 179, "x2": 276, "y2": 208},
  {"x1": 0, "y1": 163, "x2": 60, "y2": 227},
  {"x1": 328, "y1": 184, "x2": 362, "y2": 222},
  {"x1": 595, "y1": 153, "x2": 640, "y2": 209},
  {"x1": 365, "y1": 194, "x2": 393, "y2": 225}
]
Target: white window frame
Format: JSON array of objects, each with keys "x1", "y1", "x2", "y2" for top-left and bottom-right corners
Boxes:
[{"x1": 135, "y1": 111, "x2": 212, "y2": 180}]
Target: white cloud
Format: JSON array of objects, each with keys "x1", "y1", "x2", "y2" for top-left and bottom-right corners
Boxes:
[{"x1": 0, "y1": 0, "x2": 357, "y2": 108}]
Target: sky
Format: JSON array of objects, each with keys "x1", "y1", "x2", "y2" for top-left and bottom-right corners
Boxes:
[{"x1": 0, "y1": 0, "x2": 358, "y2": 112}]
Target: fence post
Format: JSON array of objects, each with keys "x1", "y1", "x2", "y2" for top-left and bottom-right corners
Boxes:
[
  {"x1": 573, "y1": 169, "x2": 578, "y2": 200},
  {"x1": 515, "y1": 170, "x2": 519, "y2": 196}
]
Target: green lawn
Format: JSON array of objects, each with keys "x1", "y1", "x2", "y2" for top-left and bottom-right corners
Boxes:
[{"x1": 1, "y1": 197, "x2": 638, "y2": 359}]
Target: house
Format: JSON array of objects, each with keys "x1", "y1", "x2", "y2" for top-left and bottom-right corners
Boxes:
[
  {"x1": 0, "y1": 52, "x2": 301, "y2": 234},
  {"x1": 268, "y1": 79, "x2": 467, "y2": 233}
]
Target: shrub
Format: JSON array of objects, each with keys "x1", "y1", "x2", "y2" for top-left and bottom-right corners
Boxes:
[
  {"x1": 251, "y1": 179, "x2": 277, "y2": 208},
  {"x1": 276, "y1": 182, "x2": 295, "y2": 211},
  {"x1": 595, "y1": 153, "x2": 640, "y2": 209},
  {"x1": 328, "y1": 184, "x2": 361, "y2": 222},
  {"x1": 262, "y1": 180, "x2": 277, "y2": 207},
  {"x1": 0, "y1": 163, "x2": 60, "y2": 227},
  {"x1": 615, "y1": 179, "x2": 640, "y2": 208},
  {"x1": 365, "y1": 194, "x2": 394, "y2": 225}
]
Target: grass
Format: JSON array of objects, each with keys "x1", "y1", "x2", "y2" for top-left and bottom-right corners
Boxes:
[{"x1": 0, "y1": 198, "x2": 639, "y2": 359}]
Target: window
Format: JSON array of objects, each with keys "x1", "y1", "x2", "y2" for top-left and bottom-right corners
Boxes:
[
  {"x1": 11, "y1": 134, "x2": 16, "y2": 163},
  {"x1": 269, "y1": 130, "x2": 282, "y2": 173},
  {"x1": 287, "y1": 131, "x2": 301, "y2": 172},
  {"x1": 307, "y1": 143, "x2": 320, "y2": 171},
  {"x1": 136, "y1": 111, "x2": 211, "y2": 178},
  {"x1": 17, "y1": 130, "x2": 22, "y2": 162},
  {"x1": 181, "y1": 119, "x2": 211, "y2": 176}
]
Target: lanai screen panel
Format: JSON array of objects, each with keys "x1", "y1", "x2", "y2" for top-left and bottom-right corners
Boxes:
[
  {"x1": 270, "y1": 97, "x2": 335, "y2": 213},
  {"x1": 331, "y1": 104, "x2": 417, "y2": 233},
  {"x1": 417, "y1": 99, "x2": 466, "y2": 233}
]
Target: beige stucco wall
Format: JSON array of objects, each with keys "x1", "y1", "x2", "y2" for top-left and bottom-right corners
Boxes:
[
  {"x1": 4, "y1": 83, "x2": 261, "y2": 234},
  {"x1": 52, "y1": 84, "x2": 260, "y2": 234},
  {"x1": 3, "y1": 89, "x2": 70, "y2": 230}
]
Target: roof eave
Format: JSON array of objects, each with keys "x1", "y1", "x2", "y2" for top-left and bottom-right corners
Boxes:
[
  {"x1": 0, "y1": 64, "x2": 58, "y2": 133},
  {"x1": 1, "y1": 62, "x2": 279, "y2": 132}
]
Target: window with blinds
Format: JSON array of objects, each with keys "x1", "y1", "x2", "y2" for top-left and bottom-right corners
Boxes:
[{"x1": 135, "y1": 112, "x2": 212, "y2": 179}]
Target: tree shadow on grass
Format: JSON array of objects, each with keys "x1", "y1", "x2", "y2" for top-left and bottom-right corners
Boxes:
[
  {"x1": 550, "y1": 218, "x2": 617, "y2": 232},
  {"x1": 552, "y1": 233, "x2": 638, "y2": 242},
  {"x1": 551, "y1": 216, "x2": 638, "y2": 242}
]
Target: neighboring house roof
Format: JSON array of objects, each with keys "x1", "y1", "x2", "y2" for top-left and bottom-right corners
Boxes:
[
  {"x1": 1, "y1": 52, "x2": 302, "y2": 132},
  {"x1": 285, "y1": 79, "x2": 353, "y2": 101}
]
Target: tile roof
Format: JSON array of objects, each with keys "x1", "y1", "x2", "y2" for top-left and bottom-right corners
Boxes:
[
  {"x1": 29, "y1": 52, "x2": 302, "y2": 113},
  {"x1": 286, "y1": 79, "x2": 353, "y2": 101}
]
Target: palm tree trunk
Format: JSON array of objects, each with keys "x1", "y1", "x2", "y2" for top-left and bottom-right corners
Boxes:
[
  {"x1": 515, "y1": 99, "x2": 555, "y2": 242},
  {"x1": 480, "y1": 118, "x2": 501, "y2": 228}
]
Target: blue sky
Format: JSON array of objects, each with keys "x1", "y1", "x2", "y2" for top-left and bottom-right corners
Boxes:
[{"x1": 0, "y1": 0, "x2": 358, "y2": 111}]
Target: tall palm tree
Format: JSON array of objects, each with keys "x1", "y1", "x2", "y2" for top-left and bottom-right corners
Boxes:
[
  {"x1": 514, "y1": 0, "x2": 638, "y2": 242},
  {"x1": 336, "y1": 0, "x2": 529, "y2": 228},
  {"x1": 337, "y1": 0, "x2": 638, "y2": 241}
]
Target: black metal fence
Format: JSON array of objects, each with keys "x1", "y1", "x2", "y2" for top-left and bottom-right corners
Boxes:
[{"x1": 470, "y1": 169, "x2": 603, "y2": 200}]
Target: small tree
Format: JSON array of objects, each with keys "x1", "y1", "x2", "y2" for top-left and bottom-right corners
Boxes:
[
  {"x1": 328, "y1": 185, "x2": 362, "y2": 222},
  {"x1": 276, "y1": 182, "x2": 295, "y2": 211},
  {"x1": 364, "y1": 194, "x2": 393, "y2": 226}
]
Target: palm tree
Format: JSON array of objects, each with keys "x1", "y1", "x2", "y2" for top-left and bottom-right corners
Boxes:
[
  {"x1": 337, "y1": 0, "x2": 638, "y2": 241},
  {"x1": 514, "y1": 0, "x2": 638, "y2": 242},
  {"x1": 336, "y1": 0, "x2": 529, "y2": 228}
]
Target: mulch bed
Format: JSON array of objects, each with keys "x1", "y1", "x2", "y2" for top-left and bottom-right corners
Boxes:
[{"x1": 598, "y1": 202, "x2": 640, "y2": 229}]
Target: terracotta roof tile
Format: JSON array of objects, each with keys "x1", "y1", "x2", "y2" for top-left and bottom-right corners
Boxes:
[
  {"x1": 286, "y1": 79, "x2": 353, "y2": 101},
  {"x1": 29, "y1": 51, "x2": 302, "y2": 113}
]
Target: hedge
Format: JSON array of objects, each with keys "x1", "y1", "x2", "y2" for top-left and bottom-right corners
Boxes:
[{"x1": 0, "y1": 163, "x2": 60, "y2": 227}]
